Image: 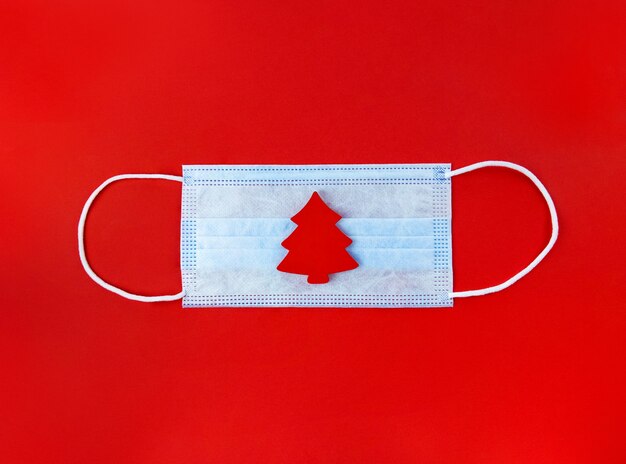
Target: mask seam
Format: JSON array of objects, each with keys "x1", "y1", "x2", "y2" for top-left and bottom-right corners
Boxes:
[
  {"x1": 433, "y1": 169, "x2": 452, "y2": 305},
  {"x1": 188, "y1": 166, "x2": 438, "y2": 172}
]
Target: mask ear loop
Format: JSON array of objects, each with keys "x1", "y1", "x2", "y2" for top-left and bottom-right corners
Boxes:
[
  {"x1": 446, "y1": 161, "x2": 559, "y2": 299},
  {"x1": 78, "y1": 174, "x2": 185, "y2": 302}
]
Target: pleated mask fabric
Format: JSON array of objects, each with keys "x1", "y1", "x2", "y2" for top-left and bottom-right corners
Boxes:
[{"x1": 181, "y1": 164, "x2": 452, "y2": 307}]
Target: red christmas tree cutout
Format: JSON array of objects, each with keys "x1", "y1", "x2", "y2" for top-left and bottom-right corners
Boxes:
[{"x1": 277, "y1": 191, "x2": 359, "y2": 284}]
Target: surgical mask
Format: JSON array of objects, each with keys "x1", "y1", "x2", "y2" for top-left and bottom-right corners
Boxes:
[{"x1": 78, "y1": 161, "x2": 558, "y2": 307}]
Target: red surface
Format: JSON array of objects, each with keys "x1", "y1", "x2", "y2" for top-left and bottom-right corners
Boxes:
[
  {"x1": 278, "y1": 191, "x2": 358, "y2": 284},
  {"x1": 1, "y1": 1, "x2": 625, "y2": 462}
]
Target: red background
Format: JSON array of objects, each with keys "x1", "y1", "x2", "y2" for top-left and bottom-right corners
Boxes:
[{"x1": 1, "y1": 1, "x2": 625, "y2": 462}]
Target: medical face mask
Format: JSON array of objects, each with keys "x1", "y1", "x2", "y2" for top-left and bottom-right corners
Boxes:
[{"x1": 78, "y1": 161, "x2": 558, "y2": 307}]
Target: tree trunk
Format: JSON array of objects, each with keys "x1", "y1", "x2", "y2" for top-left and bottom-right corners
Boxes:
[{"x1": 307, "y1": 274, "x2": 329, "y2": 284}]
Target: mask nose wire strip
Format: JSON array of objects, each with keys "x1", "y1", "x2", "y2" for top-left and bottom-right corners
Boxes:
[
  {"x1": 446, "y1": 161, "x2": 559, "y2": 299},
  {"x1": 78, "y1": 174, "x2": 185, "y2": 302}
]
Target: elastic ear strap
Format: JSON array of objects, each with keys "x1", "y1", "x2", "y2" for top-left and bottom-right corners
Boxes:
[
  {"x1": 446, "y1": 161, "x2": 559, "y2": 299},
  {"x1": 78, "y1": 174, "x2": 185, "y2": 302}
]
